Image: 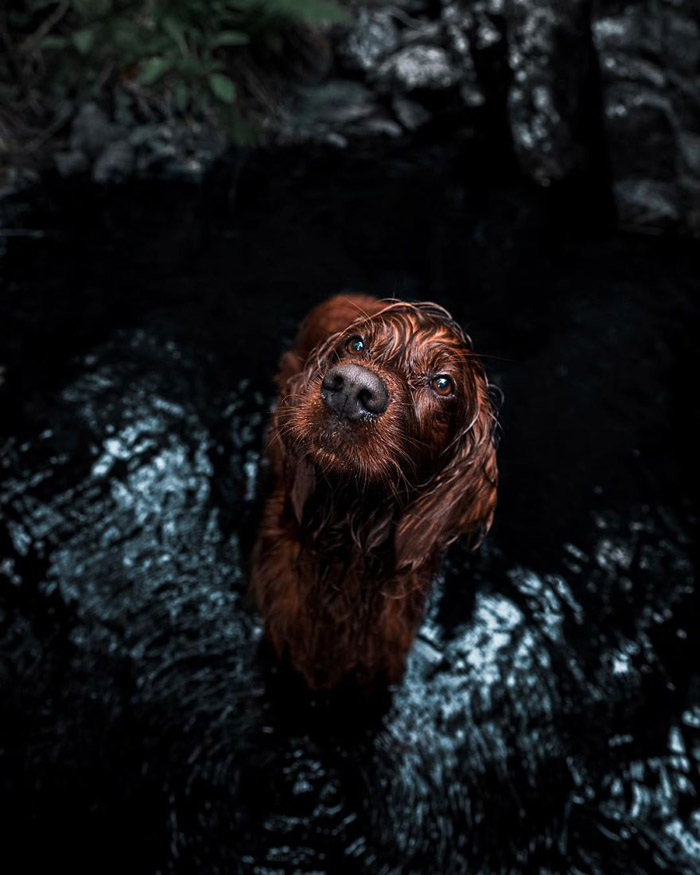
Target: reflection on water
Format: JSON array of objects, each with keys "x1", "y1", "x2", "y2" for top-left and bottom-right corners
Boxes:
[{"x1": 0, "y1": 330, "x2": 696, "y2": 874}]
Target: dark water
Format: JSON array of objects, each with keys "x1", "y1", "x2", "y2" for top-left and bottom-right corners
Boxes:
[{"x1": 0, "y1": 141, "x2": 698, "y2": 873}]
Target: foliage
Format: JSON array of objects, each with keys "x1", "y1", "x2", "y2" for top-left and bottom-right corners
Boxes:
[{"x1": 0, "y1": 0, "x2": 349, "y2": 143}]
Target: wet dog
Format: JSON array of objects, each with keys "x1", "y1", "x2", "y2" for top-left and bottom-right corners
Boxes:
[{"x1": 251, "y1": 294, "x2": 498, "y2": 688}]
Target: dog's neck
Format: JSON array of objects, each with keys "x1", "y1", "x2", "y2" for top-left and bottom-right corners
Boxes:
[{"x1": 286, "y1": 456, "x2": 409, "y2": 570}]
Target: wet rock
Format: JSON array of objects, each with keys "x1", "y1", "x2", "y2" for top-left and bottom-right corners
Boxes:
[
  {"x1": 318, "y1": 0, "x2": 700, "y2": 234},
  {"x1": 355, "y1": 116, "x2": 403, "y2": 137},
  {"x1": 392, "y1": 95, "x2": 432, "y2": 130},
  {"x1": 1, "y1": 157, "x2": 699, "y2": 870},
  {"x1": 442, "y1": 2, "x2": 485, "y2": 107},
  {"x1": 338, "y1": 7, "x2": 401, "y2": 72},
  {"x1": 398, "y1": 19, "x2": 444, "y2": 48},
  {"x1": 92, "y1": 139, "x2": 135, "y2": 184},
  {"x1": 55, "y1": 149, "x2": 89, "y2": 177},
  {"x1": 132, "y1": 121, "x2": 223, "y2": 181},
  {"x1": 612, "y1": 178, "x2": 681, "y2": 228},
  {"x1": 130, "y1": 123, "x2": 179, "y2": 173},
  {"x1": 10, "y1": 0, "x2": 700, "y2": 237},
  {"x1": 375, "y1": 44, "x2": 460, "y2": 91},
  {"x1": 390, "y1": 0, "x2": 430, "y2": 11},
  {"x1": 69, "y1": 101, "x2": 125, "y2": 160},
  {"x1": 51, "y1": 101, "x2": 224, "y2": 183},
  {"x1": 503, "y1": 0, "x2": 590, "y2": 185},
  {"x1": 281, "y1": 79, "x2": 402, "y2": 144},
  {"x1": 468, "y1": 0, "x2": 504, "y2": 51},
  {"x1": 1, "y1": 328, "x2": 697, "y2": 874},
  {"x1": 593, "y1": 1, "x2": 700, "y2": 234},
  {"x1": 294, "y1": 80, "x2": 379, "y2": 127}
]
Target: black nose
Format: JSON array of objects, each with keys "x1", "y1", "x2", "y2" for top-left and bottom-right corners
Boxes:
[{"x1": 321, "y1": 364, "x2": 389, "y2": 420}]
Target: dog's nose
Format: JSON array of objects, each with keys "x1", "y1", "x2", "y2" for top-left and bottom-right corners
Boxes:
[{"x1": 321, "y1": 364, "x2": 389, "y2": 420}]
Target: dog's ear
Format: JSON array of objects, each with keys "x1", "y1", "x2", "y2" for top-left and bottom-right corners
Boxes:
[
  {"x1": 289, "y1": 456, "x2": 316, "y2": 525},
  {"x1": 394, "y1": 380, "x2": 498, "y2": 571}
]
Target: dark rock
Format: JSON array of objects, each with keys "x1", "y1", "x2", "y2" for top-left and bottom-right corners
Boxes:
[
  {"x1": 1, "y1": 168, "x2": 698, "y2": 870},
  {"x1": 282, "y1": 79, "x2": 402, "y2": 144},
  {"x1": 338, "y1": 7, "x2": 401, "y2": 72},
  {"x1": 50, "y1": 102, "x2": 223, "y2": 183},
  {"x1": 399, "y1": 20, "x2": 444, "y2": 48},
  {"x1": 11, "y1": 0, "x2": 700, "y2": 236},
  {"x1": 390, "y1": 0, "x2": 430, "y2": 10},
  {"x1": 127, "y1": 122, "x2": 222, "y2": 181},
  {"x1": 55, "y1": 149, "x2": 89, "y2": 178},
  {"x1": 593, "y1": 1, "x2": 700, "y2": 234},
  {"x1": 355, "y1": 116, "x2": 403, "y2": 137},
  {"x1": 70, "y1": 102, "x2": 125, "y2": 160},
  {"x1": 442, "y1": 2, "x2": 485, "y2": 106},
  {"x1": 392, "y1": 95, "x2": 432, "y2": 130},
  {"x1": 503, "y1": 0, "x2": 590, "y2": 185},
  {"x1": 130, "y1": 123, "x2": 178, "y2": 173},
  {"x1": 375, "y1": 44, "x2": 460, "y2": 91},
  {"x1": 612, "y1": 178, "x2": 681, "y2": 228},
  {"x1": 294, "y1": 80, "x2": 379, "y2": 126},
  {"x1": 469, "y1": 0, "x2": 504, "y2": 51},
  {"x1": 93, "y1": 140, "x2": 135, "y2": 184}
]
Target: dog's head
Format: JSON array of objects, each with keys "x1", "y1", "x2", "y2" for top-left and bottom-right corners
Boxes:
[{"x1": 277, "y1": 300, "x2": 499, "y2": 566}]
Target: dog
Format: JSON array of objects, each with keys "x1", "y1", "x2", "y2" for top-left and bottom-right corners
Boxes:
[{"x1": 251, "y1": 294, "x2": 498, "y2": 689}]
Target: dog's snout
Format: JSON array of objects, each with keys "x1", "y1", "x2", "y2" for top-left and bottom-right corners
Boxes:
[{"x1": 321, "y1": 364, "x2": 389, "y2": 420}]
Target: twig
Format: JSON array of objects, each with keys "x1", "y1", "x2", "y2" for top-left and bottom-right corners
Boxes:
[
  {"x1": 95, "y1": 60, "x2": 115, "y2": 93},
  {"x1": 25, "y1": 105, "x2": 72, "y2": 154},
  {"x1": 0, "y1": 11, "x2": 23, "y2": 82},
  {"x1": 21, "y1": 0, "x2": 70, "y2": 54}
]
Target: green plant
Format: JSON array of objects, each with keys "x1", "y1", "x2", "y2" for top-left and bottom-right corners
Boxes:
[{"x1": 1, "y1": 0, "x2": 350, "y2": 145}]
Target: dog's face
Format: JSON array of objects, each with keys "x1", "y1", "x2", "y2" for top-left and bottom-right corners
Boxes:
[{"x1": 278, "y1": 302, "x2": 492, "y2": 492}]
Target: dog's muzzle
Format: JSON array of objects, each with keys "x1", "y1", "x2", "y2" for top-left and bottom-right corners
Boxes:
[{"x1": 320, "y1": 364, "x2": 389, "y2": 421}]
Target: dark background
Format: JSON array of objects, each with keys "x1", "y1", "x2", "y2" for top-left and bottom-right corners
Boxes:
[{"x1": 1, "y1": 2, "x2": 699, "y2": 873}]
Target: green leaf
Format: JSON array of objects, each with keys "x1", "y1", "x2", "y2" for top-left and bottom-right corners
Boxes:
[
  {"x1": 39, "y1": 35, "x2": 69, "y2": 50},
  {"x1": 211, "y1": 31, "x2": 250, "y2": 48},
  {"x1": 174, "y1": 81, "x2": 190, "y2": 111},
  {"x1": 72, "y1": 28, "x2": 95, "y2": 56},
  {"x1": 208, "y1": 72, "x2": 236, "y2": 104},
  {"x1": 162, "y1": 16, "x2": 189, "y2": 55},
  {"x1": 138, "y1": 57, "x2": 172, "y2": 86}
]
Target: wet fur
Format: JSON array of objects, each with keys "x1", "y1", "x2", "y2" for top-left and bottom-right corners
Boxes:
[{"x1": 251, "y1": 294, "x2": 498, "y2": 689}]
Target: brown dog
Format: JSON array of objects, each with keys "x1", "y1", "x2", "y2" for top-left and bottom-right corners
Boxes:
[{"x1": 251, "y1": 294, "x2": 498, "y2": 688}]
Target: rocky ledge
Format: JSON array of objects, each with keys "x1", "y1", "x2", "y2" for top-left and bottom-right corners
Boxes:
[{"x1": 3, "y1": 0, "x2": 699, "y2": 237}]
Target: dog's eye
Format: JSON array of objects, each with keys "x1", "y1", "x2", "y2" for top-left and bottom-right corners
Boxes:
[
  {"x1": 432, "y1": 375, "x2": 454, "y2": 396},
  {"x1": 347, "y1": 337, "x2": 366, "y2": 355}
]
